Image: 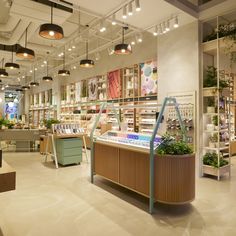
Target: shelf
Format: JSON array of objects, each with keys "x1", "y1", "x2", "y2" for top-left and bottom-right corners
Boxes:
[{"x1": 203, "y1": 146, "x2": 229, "y2": 151}]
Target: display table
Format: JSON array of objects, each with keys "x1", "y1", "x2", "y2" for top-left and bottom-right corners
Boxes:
[{"x1": 0, "y1": 160, "x2": 16, "y2": 193}]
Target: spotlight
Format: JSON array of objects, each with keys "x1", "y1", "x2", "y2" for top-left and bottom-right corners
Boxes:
[
  {"x1": 99, "y1": 20, "x2": 106, "y2": 32},
  {"x1": 166, "y1": 20, "x2": 170, "y2": 32},
  {"x1": 153, "y1": 26, "x2": 158, "y2": 36},
  {"x1": 112, "y1": 14, "x2": 117, "y2": 25},
  {"x1": 72, "y1": 45, "x2": 76, "y2": 49},
  {"x1": 136, "y1": 33, "x2": 143, "y2": 43},
  {"x1": 135, "y1": 0, "x2": 141, "y2": 12},
  {"x1": 122, "y1": 6, "x2": 127, "y2": 19},
  {"x1": 131, "y1": 40, "x2": 135, "y2": 45},
  {"x1": 174, "y1": 16, "x2": 179, "y2": 28},
  {"x1": 128, "y1": 2, "x2": 133, "y2": 16}
]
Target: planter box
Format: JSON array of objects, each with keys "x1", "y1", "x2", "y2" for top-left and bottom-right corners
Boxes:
[
  {"x1": 203, "y1": 87, "x2": 217, "y2": 97},
  {"x1": 207, "y1": 106, "x2": 215, "y2": 113},
  {"x1": 203, "y1": 164, "x2": 230, "y2": 177},
  {"x1": 155, "y1": 154, "x2": 195, "y2": 204}
]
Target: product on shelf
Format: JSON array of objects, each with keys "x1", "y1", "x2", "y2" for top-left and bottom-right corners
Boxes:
[{"x1": 52, "y1": 123, "x2": 84, "y2": 135}]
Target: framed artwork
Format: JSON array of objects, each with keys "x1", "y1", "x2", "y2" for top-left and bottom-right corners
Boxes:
[
  {"x1": 88, "y1": 77, "x2": 98, "y2": 101},
  {"x1": 140, "y1": 60, "x2": 157, "y2": 96},
  {"x1": 108, "y1": 69, "x2": 121, "y2": 99}
]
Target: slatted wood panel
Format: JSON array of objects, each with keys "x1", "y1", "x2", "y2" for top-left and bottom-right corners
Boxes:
[
  {"x1": 155, "y1": 154, "x2": 195, "y2": 204},
  {"x1": 94, "y1": 143, "x2": 119, "y2": 182}
]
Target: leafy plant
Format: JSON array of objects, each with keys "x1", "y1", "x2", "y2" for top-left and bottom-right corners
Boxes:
[
  {"x1": 0, "y1": 118, "x2": 8, "y2": 129},
  {"x1": 203, "y1": 152, "x2": 228, "y2": 168},
  {"x1": 212, "y1": 115, "x2": 218, "y2": 126},
  {"x1": 209, "y1": 133, "x2": 218, "y2": 143},
  {"x1": 157, "y1": 133, "x2": 192, "y2": 155},
  {"x1": 204, "y1": 66, "x2": 217, "y2": 88},
  {"x1": 43, "y1": 119, "x2": 60, "y2": 129},
  {"x1": 207, "y1": 97, "x2": 215, "y2": 107}
]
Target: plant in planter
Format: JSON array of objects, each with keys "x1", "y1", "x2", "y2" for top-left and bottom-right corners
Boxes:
[
  {"x1": 0, "y1": 118, "x2": 8, "y2": 129},
  {"x1": 43, "y1": 119, "x2": 60, "y2": 129},
  {"x1": 206, "y1": 97, "x2": 216, "y2": 113},
  {"x1": 155, "y1": 134, "x2": 195, "y2": 204},
  {"x1": 204, "y1": 66, "x2": 217, "y2": 88},
  {"x1": 209, "y1": 133, "x2": 218, "y2": 148},
  {"x1": 203, "y1": 152, "x2": 228, "y2": 168},
  {"x1": 212, "y1": 115, "x2": 218, "y2": 130}
]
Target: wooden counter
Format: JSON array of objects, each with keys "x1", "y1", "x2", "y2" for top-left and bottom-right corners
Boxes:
[
  {"x1": 94, "y1": 141, "x2": 195, "y2": 204},
  {"x1": 0, "y1": 160, "x2": 16, "y2": 193}
]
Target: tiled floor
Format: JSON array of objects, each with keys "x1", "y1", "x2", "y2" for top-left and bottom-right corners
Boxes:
[{"x1": 0, "y1": 152, "x2": 235, "y2": 236}]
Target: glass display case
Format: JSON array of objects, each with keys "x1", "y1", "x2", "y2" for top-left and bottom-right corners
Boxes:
[{"x1": 96, "y1": 130, "x2": 161, "y2": 150}]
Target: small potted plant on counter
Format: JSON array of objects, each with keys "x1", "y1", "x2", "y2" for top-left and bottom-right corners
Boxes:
[
  {"x1": 155, "y1": 134, "x2": 195, "y2": 204},
  {"x1": 209, "y1": 133, "x2": 218, "y2": 148},
  {"x1": 43, "y1": 119, "x2": 60, "y2": 130},
  {"x1": 202, "y1": 152, "x2": 230, "y2": 177}
]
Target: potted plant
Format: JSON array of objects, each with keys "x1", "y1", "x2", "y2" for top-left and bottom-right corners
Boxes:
[
  {"x1": 155, "y1": 134, "x2": 195, "y2": 204},
  {"x1": 209, "y1": 133, "x2": 218, "y2": 148},
  {"x1": 0, "y1": 118, "x2": 7, "y2": 129},
  {"x1": 206, "y1": 97, "x2": 216, "y2": 113},
  {"x1": 43, "y1": 119, "x2": 60, "y2": 130},
  {"x1": 202, "y1": 152, "x2": 229, "y2": 177},
  {"x1": 212, "y1": 115, "x2": 218, "y2": 130}
]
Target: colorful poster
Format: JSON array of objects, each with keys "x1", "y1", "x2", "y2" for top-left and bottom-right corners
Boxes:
[
  {"x1": 108, "y1": 70, "x2": 121, "y2": 99},
  {"x1": 88, "y1": 77, "x2": 97, "y2": 101},
  {"x1": 140, "y1": 60, "x2": 157, "y2": 96}
]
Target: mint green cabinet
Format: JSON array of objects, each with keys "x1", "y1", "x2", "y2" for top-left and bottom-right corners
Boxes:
[{"x1": 55, "y1": 138, "x2": 82, "y2": 165}]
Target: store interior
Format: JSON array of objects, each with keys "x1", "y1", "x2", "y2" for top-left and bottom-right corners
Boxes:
[{"x1": 1, "y1": 0, "x2": 236, "y2": 235}]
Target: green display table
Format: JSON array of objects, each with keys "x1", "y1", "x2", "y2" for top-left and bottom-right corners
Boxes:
[{"x1": 55, "y1": 138, "x2": 82, "y2": 165}]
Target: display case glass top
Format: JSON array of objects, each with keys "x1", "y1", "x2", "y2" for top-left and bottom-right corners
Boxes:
[{"x1": 96, "y1": 130, "x2": 161, "y2": 150}]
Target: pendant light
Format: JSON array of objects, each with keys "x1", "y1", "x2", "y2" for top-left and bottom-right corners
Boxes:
[
  {"x1": 5, "y1": 45, "x2": 20, "y2": 70},
  {"x1": 80, "y1": 40, "x2": 94, "y2": 68},
  {"x1": 0, "y1": 59, "x2": 8, "y2": 78},
  {"x1": 22, "y1": 85, "x2": 30, "y2": 90},
  {"x1": 30, "y1": 67, "x2": 39, "y2": 87},
  {"x1": 114, "y1": 26, "x2": 132, "y2": 55},
  {"x1": 43, "y1": 60, "x2": 53, "y2": 82},
  {"x1": 39, "y1": 3, "x2": 64, "y2": 40},
  {"x1": 16, "y1": 26, "x2": 35, "y2": 59},
  {"x1": 58, "y1": 50, "x2": 70, "y2": 76}
]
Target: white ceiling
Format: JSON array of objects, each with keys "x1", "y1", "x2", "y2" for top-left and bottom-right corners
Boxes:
[{"x1": 0, "y1": 0, "x2": 198, "y2": 86}]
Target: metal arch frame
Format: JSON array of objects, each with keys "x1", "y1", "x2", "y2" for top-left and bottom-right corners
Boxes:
[{"x1": 89, "y1": 97, "x2": 186, "y2": 214}]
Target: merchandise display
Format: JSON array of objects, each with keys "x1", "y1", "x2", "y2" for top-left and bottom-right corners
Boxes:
[
  {"x1": 96, "y1": 130, "x2": 161, "y2": 150},
  {"x1": 52, "y1": 123, "x2": 84, "y2": 135}
]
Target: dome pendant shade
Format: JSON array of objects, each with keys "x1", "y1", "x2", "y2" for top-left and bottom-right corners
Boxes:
[
  {"x1": 42, "y1": 76, "x2": 53, "y2": 82},
  {"x1": 16, "y1": 47, "x2": 35, "y2": 59},
  {"x1": 114, "y1": 43, "x2": 132, "y2": 55},
  {"x1": 39, "y1": 23, "x2": 64, "y2": 40},
  {"x1": 22, "y1": 85, "x2": 30, "y2": 90},
  {"x1": 80, "y1": 59, "x2": 94, "y2": 68},
  {"x1": 0, "y1": 68, "x2": 8, "y2": 78},
  {"x1": 58, "y1": 69, "x2": 70, "y2": 76},
  {"x1": 5, "y1": 62, "x2": 20, "y2": 69},
  {"x1": 30, "y1": 82, "x2": 39, "y2": 87},
  {"x1": 114, "y1": 26, "x2": 132, "y2": 55}
]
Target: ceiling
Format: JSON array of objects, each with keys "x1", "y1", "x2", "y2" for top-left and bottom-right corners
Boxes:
[{"x1": 0, "y1": 0, "x2": 199, "y2": 87}]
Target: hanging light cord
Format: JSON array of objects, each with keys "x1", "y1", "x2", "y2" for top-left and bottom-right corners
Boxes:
[
  {"x1": 51, "y1": 3, "x2": 53, "y2": 24},
  {"x1": 122, "y1": 27, "x2": 124, "y2": 43},
  {"x1": 34, "y1": 67, "x2": 36, "y2": 82},
  {"x1": 11, "y1": 46, "x2": 14, "y2": 63},
  {"x1": 1, "y1": 58, "x2": 3, "y2": 69},
  {"x1": 86, "y1": 41, "x2": 88, "y2": 59},
  {"x1": 63, "y1": 49, "x2": 65, "y2": 69},
  {"x1": 47, "y1": 61, "x2": 49, "y2": 76},
  {"x1": 25, "y1": 26, "x2": 28, "y2": 48}
]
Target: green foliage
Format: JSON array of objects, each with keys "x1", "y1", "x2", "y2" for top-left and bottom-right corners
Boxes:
[
  {"x1": 212, "y1": 115, "x2": 218, "y2": 126},
  {"x1": 209, "y1": 133, "x2": 218, "y2": 143},
  {"x1": 43, "y1": 119, "x2": 60, "y2": 129},
  {"x1": 157, "y1": 133, "x2": 192, "y2": 155},
  {"x1": 203, "y1": 152, "x2": 228, "y2": 168},
  {"x1": 207, "y1": 97, "x2": 215, "y2": 107}
]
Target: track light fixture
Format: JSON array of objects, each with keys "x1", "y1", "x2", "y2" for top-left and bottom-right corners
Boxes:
[
  {"x1": 16, "y1": 27, "x2": 35, "y2": 59},
  {"x1": 128, "y1": 2, "x2": 133, "y2": 16},
  {"x1": 5, "y1": 46, "x2": 20, "y2": 70},
  {"x1": 174, "y1": 16, "x2": 179, "y2": 28},
  {"x1": 43, "y1": 60, "x2": 53, "y2": 82},
  {"x1": 111, "y1": 14, "x2": 117, "y2": 25},
  {"x1": 0, "y1": 59, "x2": 8, "y2": 78},
  {"x1": 80, "y1": 41, "x2": 94, "y2": 68},
  {"x1": 153, "y1": 26, "x2": 158, "y2": 36},
  {"x1": 136, "y1": 33, "x2": 143, "y2": 43},
  {"x1": 122, "y1": 5, "x2": 127, "y2": 19},
  {"x1": 39, "y1": 3, "x2": 64, "y2": 40},
  {"x1": 114, "y1": 26, "x2": 132, "y2": 55},
  {"x1": 135, "y1": 0, "x2": 141, "y2": 12},
  {"x1": 166, "y1": 20, "x2": 170, "y2": 32},
  {"x1": 99, "y1": 20, "x2": 106, "y2": 32}
]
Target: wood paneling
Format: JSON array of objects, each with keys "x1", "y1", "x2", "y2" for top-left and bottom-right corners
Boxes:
[
  {"x1": 155, "y1": 154, "x2": 195, "y2": 204},
  {"x1": 119, "y1": 149, "x2": 136, "y2": 189},
  {"x1": 94, "y1": 143, "x2": 119, "y2": 182}
]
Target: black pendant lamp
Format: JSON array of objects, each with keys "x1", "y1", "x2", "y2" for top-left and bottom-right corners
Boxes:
[
  {"x1": 16, "y1": 27, "x2": 35, "y2": 59},
  {"x1": 80, "y1": 41, "x2": 94, "y2": 68},
  {"x1": 58, "y1": 51, "x2": 70, "y2": 76},
  {"x1": 5, "y1": 45, "x2": 20, "y2": 70},
  {"x1": 39, "y1": 3, "x2": 64, "y2": 40},
  {"x1": 114, "y1": 26, "x2": 132, "y2": 55},
  {"x1": 43, "y1": 61, "x2": 53, "y2": 82},
  {"x1": 22, "y1": 85, "x2": 30, "y2": 90},
  {"x1": 0, "y1": 59, "x2": 8, "y2": 78},
  {"x1": 30, "y1": 68, "x2": 39, "y2": 87}
]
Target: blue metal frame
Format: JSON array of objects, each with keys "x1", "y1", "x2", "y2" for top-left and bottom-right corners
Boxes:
[{"x1": 149, "y1": 97, "x2": 185, "y2": 214}]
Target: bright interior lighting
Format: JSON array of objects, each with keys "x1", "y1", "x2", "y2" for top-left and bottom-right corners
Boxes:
[
  {"x1": 122, "y1": 6, "x2": 127, "y2": 19},
  {"x1": 128, "y1": 2, "x2": 133, "y2": 16},
  {"x1": 23, "y1": 53, "x2": 28, "y2": 57},
  {"x1": 174, "y1": 16, "x2": 179, "y2": 28},
  {"x1": 135, "y1": 0, "x2": 141, "y2": 11},
  {"x1": 49, "y1": 31, "x2": 55, "y2": 36}
]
